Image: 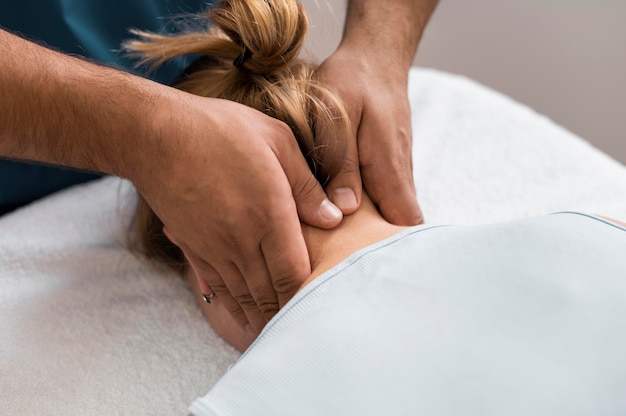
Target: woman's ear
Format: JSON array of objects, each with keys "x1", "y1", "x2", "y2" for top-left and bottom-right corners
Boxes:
[
  {"x1": 162, "y1": 226, "x2": 178, "y2": 245},
  {"x1": 164, "y1": 225, "x2": 215, "y2": 295},
  {"x1": 189, "y1": 261, "x2": 214, "y2": 296},
  {"x1": 185, "y1": 266, "x2": 257, "y2": 352}
]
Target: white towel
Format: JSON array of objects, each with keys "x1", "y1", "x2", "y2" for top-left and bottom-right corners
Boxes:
[{"x1": 2, "y1": 68, "x2": 626, "y2": 415}]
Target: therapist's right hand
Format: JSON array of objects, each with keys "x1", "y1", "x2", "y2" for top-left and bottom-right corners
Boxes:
[
  {"x1": 134, "y1": 95, "x2": 343, "y2": 332},
  {"x1": 0, "y1": 28, "x2": 340, "y2": 332}
]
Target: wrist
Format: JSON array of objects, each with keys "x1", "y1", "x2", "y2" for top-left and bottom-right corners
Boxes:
[
  {"x1": 337, "y1": 34, "x2": 413, "y2": 73},
  {"x1": 339, "y1": 0, "x2": 438, "y2": 71},
  {"x1": 123, "y1": 85, "x2": 197, "y2": 194},
  {"x1": 331, "y1": 42, "x2": 410, "y2": 87},
  {"x1": 127, "y1": 87, "x2": 224, "y2": 202}
]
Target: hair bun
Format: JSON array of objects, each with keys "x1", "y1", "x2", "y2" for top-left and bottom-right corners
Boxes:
[{"x1": 211, "y1": 0, "x2": 308, "y2": 73}]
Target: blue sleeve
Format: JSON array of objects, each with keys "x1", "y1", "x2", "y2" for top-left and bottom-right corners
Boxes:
[
  {"x1": 0, "y1": 0, "x2": 212, "y2": 212},
  {"x1": 0, "y1": 0, "x2": 211, "y2": 84}
]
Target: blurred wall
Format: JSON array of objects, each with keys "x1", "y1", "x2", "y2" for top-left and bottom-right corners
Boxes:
[{"x1": 301, "y1": 0, "x2": 626, "y2": 164}]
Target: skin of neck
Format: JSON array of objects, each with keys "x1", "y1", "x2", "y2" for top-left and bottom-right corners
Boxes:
[
  {"x1": 189, "y1": 192, "x2": 410, "y2": 351},
  {"x1": 300, "y1": 193, "x2": 409, "y2": 286}
]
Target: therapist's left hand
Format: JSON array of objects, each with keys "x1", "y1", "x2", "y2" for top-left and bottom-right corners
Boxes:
[{"x1": 314, "y1": 44, "x2": 424, "y2": 226}]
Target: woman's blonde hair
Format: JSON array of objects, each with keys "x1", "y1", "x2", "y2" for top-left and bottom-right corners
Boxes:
[{"x1": 125, "y1": 0, "x2": 350, "y2": 270}]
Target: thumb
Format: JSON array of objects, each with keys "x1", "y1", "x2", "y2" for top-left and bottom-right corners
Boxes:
[
  {"x1": 324, "y1": 129, "x2": 362, "y2": 216},
  {"x1": 280, "y1": 146, "x2": 343, "y2": 229}
]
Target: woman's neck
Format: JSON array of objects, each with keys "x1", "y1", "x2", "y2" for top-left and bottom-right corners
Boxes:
[
  {"x1": 299, "y1": 194, "x2": 409, "y2": 288},
  {"x1": 187, "y1": 193, "x2": 411, "y2": 352}
]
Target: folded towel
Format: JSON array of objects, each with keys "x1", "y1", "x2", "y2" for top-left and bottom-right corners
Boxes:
[
  {"x1": 2, "y1": 68, "x2": 625, "y2": 415},
  {"x1": 0, "y1": 176, "x2": 241, "y2": 414},
  {"x1": 409, "y1": 70, "x2": 626, "y2": 223}
]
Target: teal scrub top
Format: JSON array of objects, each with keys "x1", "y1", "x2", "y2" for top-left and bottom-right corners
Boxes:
[{"x1": 0, "y1": 0, "x2": 211, "y2": 214}]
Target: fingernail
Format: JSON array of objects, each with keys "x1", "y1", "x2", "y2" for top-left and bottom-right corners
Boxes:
[
  {"x1": 331, "y1": 188, "x2": 358, "y2": 211},
  {"x1": 320, "y1": 198, "x2": 343, "y2": 221}
]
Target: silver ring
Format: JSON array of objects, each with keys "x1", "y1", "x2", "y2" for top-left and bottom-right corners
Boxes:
[{"x1": 202, "y1": 292, "x2": 215, "y2": 304}]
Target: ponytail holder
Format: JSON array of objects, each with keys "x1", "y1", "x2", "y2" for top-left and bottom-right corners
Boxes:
[{"x1": 233, "y1": 47, "x2": 252, "y2": 67}]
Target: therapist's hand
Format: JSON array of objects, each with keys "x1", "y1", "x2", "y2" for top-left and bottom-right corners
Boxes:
[
  {"x1": 0, "y1": 27, "x2": 341, "y2": 333},
  {"x1": 315, "y1": 44, "x2": 424, "y2": 225},
  {"x1": 135, "y1": 95, "x2": 343, "y2": 333}
]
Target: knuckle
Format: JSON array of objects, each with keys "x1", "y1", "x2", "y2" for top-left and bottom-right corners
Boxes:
[
  {"x1": 256, "y1": 298, "x2": 279, "y2": 319},
  {"x1": 221, "y1": 302, "x2": 248, "y2": 326},
  {"x1": 209, "y1": 282, "x2": 229, "y2": 295},
  {"x1": 362, "y1": 151, "x2": 412, "y2": 186},
  {"x1": 215, "y1": 232, "x2": 253, "y2": 265},
  {"x1": 272, "y1": 272, "x2": 302, "y2": 297},
  {"x1": 290, "y1": 173, "x2": 321, "y2": 203},
  {"x1": 234, "y1": 292, "x2": 258, "y2": 311},
  {"x1": 248, "y1": 212, "x2": 278, "y2": 244},
  {"x1": 222, "y1": 233, "x2": 245, "y2": 255},
  {"x1": 268, "y1": 120, "x2": 297, "y2": 152},
  {"x1": 338, "y1": 157, "x2": 360, "y2": 177}
]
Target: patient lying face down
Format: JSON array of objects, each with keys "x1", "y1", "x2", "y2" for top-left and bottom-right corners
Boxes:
[
  {"x1": 126, "y1": 0, "x2": 410, "y2": 350},
  {"x1": 127, "y1": 0, "x2": 626, "y2": 355}
]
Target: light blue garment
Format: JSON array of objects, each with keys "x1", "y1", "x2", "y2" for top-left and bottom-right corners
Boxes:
[
  {"x1": 0, "y1": 0, "x2": 211, "y2": 212},
  {"x1": 190, "y1": 213, "x2": 626, "y2": 416}
]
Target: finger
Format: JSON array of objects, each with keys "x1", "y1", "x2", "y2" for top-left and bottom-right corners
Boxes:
[
  {"x1": 312, "y1": 79, "x2": 363, "y2": 216},
  {"x1": 260, "y1": 203, "x2": 311, "y2": 308},
  {"x1": 275, "y1": 140, "x2": 343, "y2": 229},
  {"x1": 324, "y1": 124, "x2": 362, "y2": 216},
  {"x1": 187, "y1": 267, "x2": 258, "y2": 351},
  {"x1": 358, "y1": 109, "x2": 424, "y2": 226},
  {"x1": 363, "y1": 148, "x2": 423, "y2": 225},
  {"x1": 202, "y1": 258, "x2": 269, "y2": 333},
  {"x1": 232, "y1": 242, "x2": 280, "y2": 322},
  {"x1": 163, "y1": 227, "x2": 218, "y2": 297},
  {"x1": 373, "y1": 179, "x2": 424, "y2": 226},
  {"x1": 183, "y1": 249, "x2": 269, "y2": 332},
  {"x1": 164, "y1": 226, "x2": 259, "y2": 321},
  {"x1": 193, "y1": 271, "x2": 212, "y2": 296}
]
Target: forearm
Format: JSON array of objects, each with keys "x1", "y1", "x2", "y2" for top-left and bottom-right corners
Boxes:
[
  {"x1": 341, "y1": 0, "x2": 438, "y2": 69},
  {"x1": 0, "y1": 29, "x2": 177, "y2": 180}
]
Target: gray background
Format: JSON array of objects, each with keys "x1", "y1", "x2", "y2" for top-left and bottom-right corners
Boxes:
[{"x1": 301, "y1": 0, "x2": 626, "y2": 164}]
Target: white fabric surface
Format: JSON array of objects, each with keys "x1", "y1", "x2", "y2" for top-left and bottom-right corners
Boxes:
[
  {"x1": 2, "y1": 68, "x2": 626, "y2": 414},
  {"x1": 190, "y1": 213, "x2": 626, "y2": 415}
]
